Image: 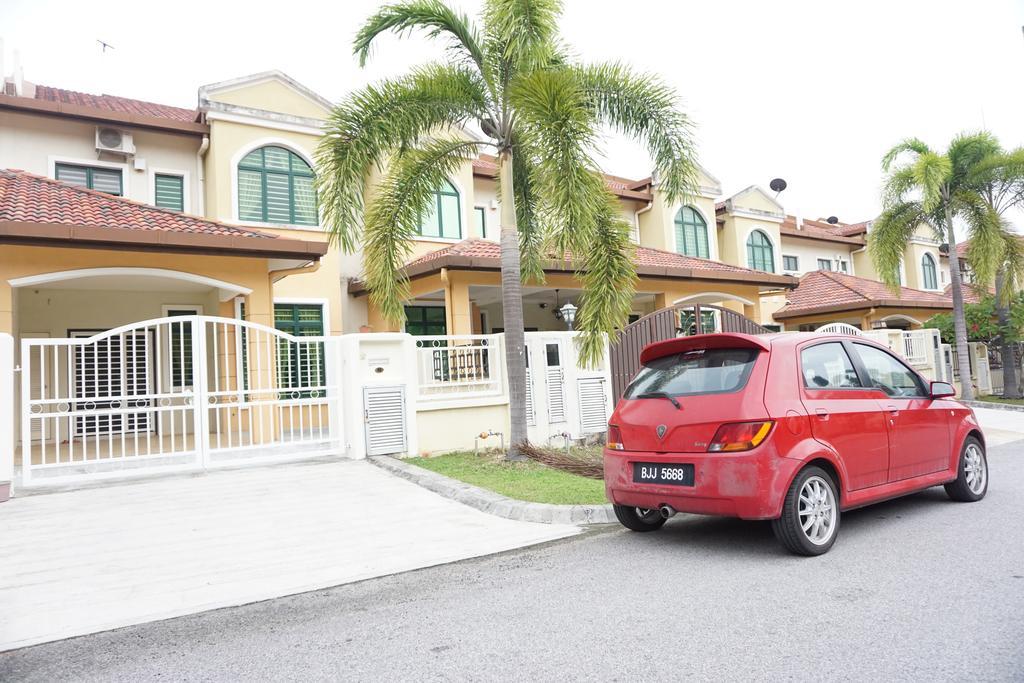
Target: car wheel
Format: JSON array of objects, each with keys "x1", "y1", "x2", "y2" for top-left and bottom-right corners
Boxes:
[
  {"x1": 944, "y1": 436, "x2": 988, "y2": 502},
  {"x1": 771, "y1": 466, "x2": 840, "y2": 556},
  {"x1": 613, "y1": 505, "x2": 667, "y2": 532}
]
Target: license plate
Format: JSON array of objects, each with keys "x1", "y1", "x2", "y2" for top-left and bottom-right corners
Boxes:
[{"x1": 632, "y1": 462, "x2": 695, "y2": 486}]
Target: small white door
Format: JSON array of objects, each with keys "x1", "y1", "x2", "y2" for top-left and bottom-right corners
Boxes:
[
  {"x1": 364, "y1": 386, "x2": 408, "y2": 456},
  {"x1": 544, "y1": 342, "x2": 566, "y2": 424},
  {"x1": 524, "y1": 350, "x2": 536, "y2": 426},
  {"x1": 23, "y1": 333, "x2": 49, "y2": 441},
  {"x1": 577, "y1": 377, "x2": 609, "y2": 435}
]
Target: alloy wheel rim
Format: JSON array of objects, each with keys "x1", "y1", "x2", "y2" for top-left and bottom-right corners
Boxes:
[
  {"x1": 964, "y1": 444, "x2": 987, "y2": 495},
  {"x1": 798, "y1": 476, "x2": 837, "y2": 545}
]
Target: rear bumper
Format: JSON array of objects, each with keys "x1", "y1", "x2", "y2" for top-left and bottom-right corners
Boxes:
[{"x1": 603, "y1": 446, "x2": 802, "y2": 520}]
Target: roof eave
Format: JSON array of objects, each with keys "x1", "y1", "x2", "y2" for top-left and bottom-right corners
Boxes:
[
  {"x1": 773, "y1": 298, "x2": 953, "y2": 319},
  {"x1": 0, "y1": 221, "x2": 326, "y2": 260},
  {"x1": 0, "y1": 94, "x2": 208, "y2": 135}
]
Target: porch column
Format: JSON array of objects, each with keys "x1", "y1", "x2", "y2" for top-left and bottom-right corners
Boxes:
[
  {"x1": 0, "y1": 278, "x2": 13, "y2": 336},
  {"x1": 444, "y1": 273, "x2": 474, "y2": 335}
]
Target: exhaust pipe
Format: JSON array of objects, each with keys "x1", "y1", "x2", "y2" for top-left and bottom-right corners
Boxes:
[{"x1": 659, "y1": 505, "x2": 677, "y2": 519}]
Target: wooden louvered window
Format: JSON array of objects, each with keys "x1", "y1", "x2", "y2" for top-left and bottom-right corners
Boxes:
[
  {"x1": 238, "y1": 146, "x2": 317, "y2": 226},
  {"x1": 674, "y1": 206, "x2": 709, "y2": 258}
]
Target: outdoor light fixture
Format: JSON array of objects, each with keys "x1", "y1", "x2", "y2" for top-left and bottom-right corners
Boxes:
[{"x1": 560, "y1": 302, "x2": 578, "y2": 330}]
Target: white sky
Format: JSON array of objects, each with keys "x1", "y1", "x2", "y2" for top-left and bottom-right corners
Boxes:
[{"x1": 3, "y1": 0, "x2": 1024, "y2": 226}]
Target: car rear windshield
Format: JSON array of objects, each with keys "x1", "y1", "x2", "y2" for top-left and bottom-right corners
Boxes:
[{"x1": 624, "y1": 348, "x2": 759, "y2": 398}]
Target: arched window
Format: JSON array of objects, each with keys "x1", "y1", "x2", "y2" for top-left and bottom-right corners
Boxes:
[
  {"x1": 746, "y1": 230, "x2": 775, "y2": 272},
  {"x1": 237, "y1": 146, "x2": 317, "y2": 226},
  {"x1": 921, "y1": 253, "x2": 938, "y2": 290},
  {"x1": 674, "y1": 206, "x2": 709, "y2": 258},
  {"x1": 418, "y1": 180, "x2": 462, "y2": 239}
]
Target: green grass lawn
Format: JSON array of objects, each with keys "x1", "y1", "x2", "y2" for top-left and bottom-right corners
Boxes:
[
  {"x1": 976, "y1": 394, "x2": 1024, "y2": 406},
  {"x1": 406, "y1": 451, "x2": 608, "y2": 505}
]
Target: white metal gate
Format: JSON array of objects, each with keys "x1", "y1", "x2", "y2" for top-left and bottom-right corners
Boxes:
[{"x1": 20, "y1": 315, "x2": 343, "y2": 485}]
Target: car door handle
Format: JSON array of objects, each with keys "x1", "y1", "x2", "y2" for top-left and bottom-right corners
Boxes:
[
  {"x1": 885, "y1": 405, "x2": 899, "y2": 416},
  {"x1": 814, "y1": 408, "x2": 829, "y2": 420}
]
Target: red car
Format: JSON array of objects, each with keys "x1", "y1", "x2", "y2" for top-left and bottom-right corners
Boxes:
[{"x1": 604, "y1": 332, "x2": 987, "y2": 555}]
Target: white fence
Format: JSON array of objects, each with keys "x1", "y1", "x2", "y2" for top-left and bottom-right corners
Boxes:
[
  {"x1": 414, "y1": 334, "x2": 504, "y2": 402},
  {"x1": 19, "y1": 316, "x2": 342, "y2": 486}
]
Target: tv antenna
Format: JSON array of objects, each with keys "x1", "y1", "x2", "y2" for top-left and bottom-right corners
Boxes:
[{"x1": 97, "y1": 40, "x2": 115, "y2": 54}]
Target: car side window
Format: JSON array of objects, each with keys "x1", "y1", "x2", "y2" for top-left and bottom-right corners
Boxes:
[
  {"x1": 800, "y1": 343, "x2": 862, "y2": 389},
  {"x1": 853, "y1": 343, "x2": 926, "y2": 398}
]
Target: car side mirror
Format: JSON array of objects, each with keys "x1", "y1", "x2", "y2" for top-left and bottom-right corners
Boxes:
[{"x1": 929, "y1": 381, "x2": 956, "y2": 399}]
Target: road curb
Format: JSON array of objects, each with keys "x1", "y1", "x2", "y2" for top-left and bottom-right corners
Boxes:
[
  {"x1": 368, "y1": 455, "x2": 617, "y2": 525},
  {"x1": 964, "y1": 400, "x2": 1024, "y2": 412}
]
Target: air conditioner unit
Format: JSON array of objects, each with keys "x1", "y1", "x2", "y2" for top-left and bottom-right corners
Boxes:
[{"x1": 95, "y1": 127, "x2": 135, "y2": 155}]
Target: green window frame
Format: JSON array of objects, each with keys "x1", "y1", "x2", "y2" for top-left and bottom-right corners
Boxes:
[
  {"x1": 746, "y1": 230, "x2": 775, "y2": 273},
  {"x1": 238, "y1": 146, "x2": 317, "y2": 226},
  {"x1": 404, "y1": 306, "x2": 447, "y2": 336},
  {"x1": 154, "y1": 173, "x2": 185, "y2": 211},
  {"x1": 166, "y1": 308, "x2": 199, "y2": 389},
  {"x1": 922, "y1": 253, "x2": 938, "y2": 289},
  {"x1": 474, "y1": 206, "x2": 486, "y2": 239},
  {"x1": 674, "y1": 206, "x2": 709, "y2": 258},
  {"x1": 55, "y1": 162, "x2": 123, "y2": 196},
  {"x1": 417, "y1": 181, "x2": 462, "y2": 239},
  {"x1": 817, "y1": 258, "x2": 833, "y2": 271},
  {"x1": 274, "y1": 304, "x2": 325, "y2": 393},
  {"x1": 782, "y1": 255, "x2": 799, "y2": 271}
]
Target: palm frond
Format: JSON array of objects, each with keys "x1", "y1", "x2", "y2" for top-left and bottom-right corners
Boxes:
[
  {"x1": 881, "y1": 137, "x2": 931, "y2": 172},
  {"x1": 999, "y1": 228, "x2": 1024, "y2": 298},
  {"x1": 870, "y1": 202, "x2": 926, "y2": 290},
  {"x1": 509, "y1": 141, "x2": 545, "y2": 283},
  {"x1": 509, "y1": 67, "x2": 606, "y2": 255},
  {"x1": 912, "y1": 151, "x2": 952, "y2": 213},
  {"x1": 315, "y1": 64, "x2": 488, "y2": 252},
  {"x1": 483, "y1": 0, "x2": 563, "y2": 69},
  {"x1": 574, "y1": 194, "x2": 638, "y2": 366},
  {"x1": 362, "y1": 138, "x2": 485, "y2": 324},
  {"x1": 957, "y1": 190, "x2": 1004, "y2": 288},
  {"x1": 574, "y1": 62, "x2": 697, "y2": 204},
  {"x1": 354, "y1": 0, "x2": 486, "y2": 73}
]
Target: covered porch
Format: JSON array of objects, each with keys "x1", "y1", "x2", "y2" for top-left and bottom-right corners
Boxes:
[
  {"x1": 0, "y1": 169, "x2": 327, "y2": 497},
  {"x1": 353, "y1": 238, "x2": 796, "y2": 336}
]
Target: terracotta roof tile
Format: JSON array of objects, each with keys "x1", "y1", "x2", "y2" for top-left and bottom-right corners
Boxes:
[
  {"x1": 33, "y1": 85, "x2": 198, "y2": 123},
  {"x1": 774, "y1": 270, "x2": 952, "y2": 318},
  {"x1": 406, "y1": 238, "x2": 776, "y2": 275},
  {"x1": 471, "y1": 155, "x2": 652, "y2": 201},
  {"x1": 780, "y1": 216, "x2": 866, "y2": 245},
  {"x1": 0, "y1": 169, "x2": 276, "y2": 239}
]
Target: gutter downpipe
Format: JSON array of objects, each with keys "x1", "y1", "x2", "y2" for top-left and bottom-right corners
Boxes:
[
  {"x1": 633, "y1": 201, "x2": 653, "y2": 245},
  {"x1": 196, "y1": 135, "x2": 210, "y2": 216}
]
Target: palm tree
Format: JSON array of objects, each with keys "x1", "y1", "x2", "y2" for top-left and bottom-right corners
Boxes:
[
  {"x1": 871, "y1": 132, "x2": 1010, "y2": 401},
  {"x1": 964, "y1": 145, "x2": 1024, "y2": 398},
  {"x1": 315, "y1": 0, "x2": 697, "y2": 457}
]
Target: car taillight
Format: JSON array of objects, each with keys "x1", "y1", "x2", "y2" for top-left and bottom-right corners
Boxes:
[
  {"x1": 708, "y1": 421, "x2": 774, "y2": 452},
  {"x1": 607, "y1": 424, "x2": 624, "y2": 450}
]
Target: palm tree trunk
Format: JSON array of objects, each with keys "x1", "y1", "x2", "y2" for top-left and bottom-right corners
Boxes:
[
  {"x1": 944, "y1": 210, "x2": 975, "y2": 400},
  {"x1": 995, "y1": 269, "x2": 1022, "y2": 399},
  {"x1": 498, "y1": 150, "x2": 528, "y2": 459}
]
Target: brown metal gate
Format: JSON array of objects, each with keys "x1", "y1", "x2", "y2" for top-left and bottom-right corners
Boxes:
[{"x1": 609, "y1": 304, "x2": 772, "y2": 401}]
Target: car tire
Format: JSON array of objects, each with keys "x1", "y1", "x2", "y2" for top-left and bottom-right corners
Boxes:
[
  {"x1": 771, "y1": 466, "x2": 840, "y2": 556},
  {"x1": 944, "y1": 436, "x2": 988, "y2": 502},
  {"x1": 613, "y1": 505, "x2": 667, "y2": 532}
]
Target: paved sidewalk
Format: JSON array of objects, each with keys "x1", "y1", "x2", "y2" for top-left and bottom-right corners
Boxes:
[
  {"x1": 973, "y1": 406, "x2": 1024, "y2": 446},
  {"x1": 0, "y1": 460, "x2": 579, "y2": 652}
]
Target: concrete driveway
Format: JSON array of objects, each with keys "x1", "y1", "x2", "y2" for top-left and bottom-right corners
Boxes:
[
  {"x1": 6, "y1": 438, "x2": 1021, "y2": 682},
  {"x1": 0, "y1": 459, "x2": 578, "y2": 652}
]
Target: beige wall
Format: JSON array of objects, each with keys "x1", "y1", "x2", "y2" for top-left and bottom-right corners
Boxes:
[
  {"x1": 0, "y1": 110, "x2": 202, "y2": 213},
  {"x1": 778, "y1": 237, "x2": 858, "y2": 276},
  {"x1": 636, "y1": 170, "x2": 718, "y2": 257},
  {"x1": 416, "y1": 404, "x2": 510, "y2": 455},
  {"x1": 0, "y1": 245, "x2": 276, "y2": 337}
]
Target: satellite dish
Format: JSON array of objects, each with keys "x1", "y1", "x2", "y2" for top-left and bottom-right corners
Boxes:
[
  {"x1": 939, "y1": 243, "x2": 950, "y2": 254},
  {"x1": 769, "y1": 178, "x2": 787, "y2": 193},
  {"x1": 826, "y1": 216, "x2": 839, "y2": 224}
]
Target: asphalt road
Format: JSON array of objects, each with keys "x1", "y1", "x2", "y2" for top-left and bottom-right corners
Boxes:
[{"x1": 4, "y1": 440, "x2": 1023, "y2": 682}]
